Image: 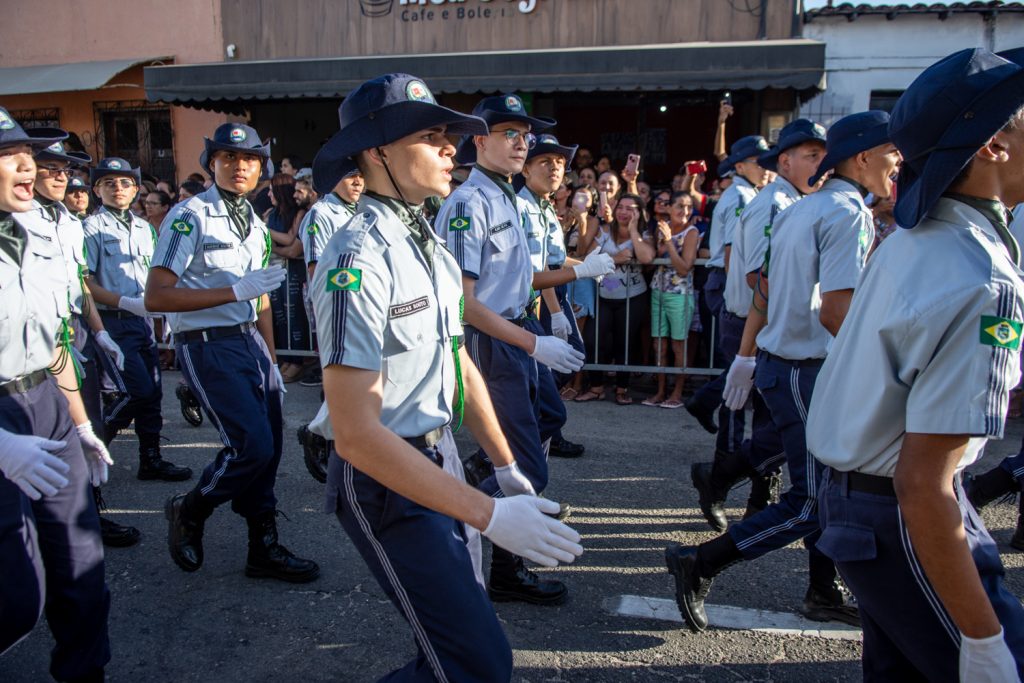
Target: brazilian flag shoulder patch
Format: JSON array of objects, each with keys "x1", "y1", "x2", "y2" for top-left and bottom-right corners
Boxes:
[
  {"x1": 171, "y1": 219, "x2": 193, "y2": 235},
  {"x1": 980, "y1": 315, "x2": 1023, "y2": 350},
  {"x1": 326, "y1": 267, "x2": 362, "y2": 292},
  {"x1": 449, "y1": 216, "x2": 471, "y2": 231},
  {"x1": 307, "y1": 222, "x2": 319, "y2": 236}
]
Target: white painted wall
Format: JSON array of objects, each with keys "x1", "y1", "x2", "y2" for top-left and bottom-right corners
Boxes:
[{"x1": 800, "y1": 11, "x2": 1024, "y2": 126}]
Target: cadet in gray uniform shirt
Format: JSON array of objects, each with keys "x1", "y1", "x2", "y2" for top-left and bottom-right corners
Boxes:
[{"x1": 808, "y1": 48, "x2": 1024, "y2": 681}]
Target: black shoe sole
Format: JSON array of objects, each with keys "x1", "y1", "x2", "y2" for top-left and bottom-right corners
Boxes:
[
  {"x1": 101, "y1": 528, "x2": 142, "y2": 548},
  {"x1": 139, "y1": 469, "x2": 194, "y2": 482},
  {"x1": 549, "y1": 449, "x2": 585, "y2": 459},
  {"x1": 665, "y1": 547, "x2": 707, "y2": 633},
  {"x1": 487, "y1": 585, "x2": 568, "y2": 606},
  {"x1": 690, "y1": 463, "x2": 728, "y2": 533},
  {"x1": 165, "y1": 497, "x2": 202, "y2": 573},
  {"x1": 801, "y1": 603, "x2": 861, "y2": 627},
  {"x1": 244, "y1": 564, "x2": 321, "y2": 583}
]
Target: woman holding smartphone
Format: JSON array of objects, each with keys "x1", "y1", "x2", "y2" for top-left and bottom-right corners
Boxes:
[{"x1": 575, "y1": 194, "x2": 655, "y2": 405}]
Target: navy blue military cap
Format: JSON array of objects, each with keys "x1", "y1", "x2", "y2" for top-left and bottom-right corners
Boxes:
[
  {"x1": 36, "y1": 137, "x2": 92, "y2": 167},
  {"x1": 757, "y1": 119, "x2": 827, "y2": 171},
  {"x1": 455, "y1": 93, "x2": 556, "y2": 165},
  {"x1": 200, "y1": 123, "x2": 270, "y2": 177},
  {"x1": 717, "y1": 158, "x2": 735, "y2": 179},
  {"x1": 720, "y1": 135, "x2": 770, "y2": 176},
  {"x1": 890, "y1": 48, "x2": 1024, "y2": 228},
  {"x1": 312, "y1": 73, "x2": 488, "y2": 194},
  {"x1": 0, "y1": 108, "x2": 66, "y2": 152},
  {"x1": 809, "y1": 111, "x2": 891, "y2": 186},
  {"x1": 526, "y1": 133, "x2": 577, "y2": 166},
  {"x1": 90, "y1": 157, "x2": 141, "y2": 186},
  {"x1": 66, "y1": 176, "x2": 89, "y2": 192}
]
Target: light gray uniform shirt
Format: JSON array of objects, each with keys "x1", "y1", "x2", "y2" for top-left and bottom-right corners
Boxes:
[
  {"x1": 807, "y1": 197, "x2": 1023, "y2": 477},
  {"x1": 17, "y1": 199, "x2": 87, "y2": 315},
  {"x1": 299, "y1": 192, "x2": 357, "y2": 268},
  {"x1": 756, "y1": 177, "x2": 873, "y2": 360},
  {"x1": 83, "y1": 206, "x2": 155, "y2": 309},
  {"x1": 707, "y1": 176, "x2": 755, "y2": 270}
]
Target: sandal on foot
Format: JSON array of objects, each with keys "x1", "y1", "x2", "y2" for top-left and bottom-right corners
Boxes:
[
  {"x1": 560, "y1": 386, "x2": 579, "y2": 400},
  {"x1": 615, "y1": 392, "x2": 633, "y2": 406},
  {"x1": 574, "y1": 389, "x2": 606, "y2": 403},
  {"x1": 641, "y1": 396, "x2": 664, "y2": 407},
  {"x1": 660, "y1": 399, "x2": 685, "y2": 409}
]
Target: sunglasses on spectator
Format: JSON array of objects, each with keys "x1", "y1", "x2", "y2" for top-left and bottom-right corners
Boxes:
[
  {"x1": 99, "y1": 178, "x2": 136, "y2": 190},
  {"x1": 492, "y1": 129, "x2": 537, "y2": 149},
  {"x1": 655, "y1": 197, "x2": 670, "y2": 204}
]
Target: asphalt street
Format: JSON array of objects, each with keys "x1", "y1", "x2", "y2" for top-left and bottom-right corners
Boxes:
[{"x1": 4, "y1": 371, "x2": 1024, "y2": 682}]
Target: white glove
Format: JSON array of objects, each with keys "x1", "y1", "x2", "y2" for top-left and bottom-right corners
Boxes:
[
  {"x1": 960, "y1": 628, "x2": 1019, "y2": 683},
  {"x1": 94, "y1": 330, "x2": 125, "y2": 371},
  {"x1": 118, "y1": 296, "x2": 149, "y2": 318},
  {"x1": 482, "y1": 496, "x2": 583, "y2": 567},
  {"x1": 75, "y1": 422, "x2": 113, "y2": 487},
  {"x1": 494, "y1": 462, "x2": 536, "y2": 497},
  {"x1": 530, "y1": 335, "x2": 585, "y2": 374},
  {"x1": 549, "y1": 311, "x2": 572, "y2": 341},
  {"x1": 573, "y1": 251, "x2": 616, "y2": 280},
  {"x1": 723, "y1": 355, "x2": 757, "y2": 411},
  {"x1": 232, "y1": 265, "x2": 287, "y2": 302},
  {"x1": 272, "y1": 363, "x2": 287, "y2": 394},
  {"x1": 0, "y1": 428, "x2": 70, "y2": 500}
]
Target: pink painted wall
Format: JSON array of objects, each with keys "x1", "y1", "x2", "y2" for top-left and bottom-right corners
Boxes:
[{"x1": 0, "y1": 0, "x2": 228, "y2": 184}]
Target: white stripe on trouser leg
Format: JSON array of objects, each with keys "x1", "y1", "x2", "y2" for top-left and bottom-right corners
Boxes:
[
  {"x1": 180, "y1": 344, "x2": 237, "y2": 496},
  {"x1": 896, "y1": 508, "x2": 961, "y2": 647},
  {"x1": 342, "y1": 461, "x2": 450, "y2": 683},
  {"x1": 735, "y1": 368, "x2": 815, "y2": 551}
]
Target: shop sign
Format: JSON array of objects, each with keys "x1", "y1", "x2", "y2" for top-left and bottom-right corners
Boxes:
[{"x1": 359, "y1": 0, "x2": 545, "y2": 20}]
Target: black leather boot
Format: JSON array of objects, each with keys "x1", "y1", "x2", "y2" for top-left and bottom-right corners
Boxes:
[
  {"x1": 488, "y1": 546, "x2": 567, "y2": 605},
  {"x1": 245, "y1": 510, "x2": 320, "y2": 583},
  {"x1": 94, "y1": 487, "x2": 141, "y2": 548},
  {"x1": 550, "y1": 435, "x2": 585, "y2": 458},
  {"x1": 138, "y1": 434, "x2": 193, "y2": 482},
  {"x1": 296, "y1": 424, "x2": 328, "y2": 483},
  {"x1": 176, "y1": 383, "x2": 203, "y2": 427},
  {"x1": 165, "y1": 491, "x2": 210, "y2": 572},
  {"x1": 692, "y1": 449, "x2": 752, "y2": 532},
  {"x1": 965, "y1": 466, "x2": 1016, "y2": 510},
  {"x1": 684, "y1": 397, "x2": 718, "y2": 434},
  {"x1": 665, "y1": 534, "x2": 743, "y2": 633},
  {"x1": 744, "y1": 470, "x2": 782, "y2": 519},
  {"x1": 462, "y1": 450, "x2": 493, "y2": 488},
  {"x1": 803, "y1": 551, "x2": 860, "y2": 626}
]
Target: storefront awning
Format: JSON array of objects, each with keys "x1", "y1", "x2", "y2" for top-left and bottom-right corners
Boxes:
[
  {"x1": 0, "y1": 57, "x2": 170, "y2": 96},
  {"x1": 144, "y1": 40, "x2": 825, "y2": 108}
]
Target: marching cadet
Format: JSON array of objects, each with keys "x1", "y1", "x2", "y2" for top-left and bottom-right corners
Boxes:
[
  {"x1": 807, "y1": 48, "x2": 1024, "y2": 681},
  {"x1": 0, "y1": 109, "x2": 112, "y2": 683},
  {"x1": 518, "y1": 133, "x2": 614, "y2": 459},
  {"x1": 304, "y1": 167, "x2": 363, "y2": 280},
  {"x1": 310, "y1": 72, "x2": 582, "y2": 681},
  {"x1": 436, "y1": 94, "x2": 588, "y2": 605},
  {"x1": 83, "y1": 157, "x2": 191, "y2": 481},
  {"x1": 148, "y1": 123, "x2": 319, "y2": 582},
  {"x1": 63, "y1": 176, "x2": 91, "y2": 220},
  {"x1": 18, "y1": 138, "x2": 141, "y2": 548},
  {"x1": 668, "y1": 110, "x2": 901, "y2": 632},
  {"x1": 685, "y1": 135, "x2": 779, "y2": 530}
]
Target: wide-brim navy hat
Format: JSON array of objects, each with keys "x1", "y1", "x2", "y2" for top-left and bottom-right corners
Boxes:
[
  {"x1": 891, "y1": 48, "x2": 1024, "y2": 228},
  {"x1": 525, "y1": 133, "x2": 577, "y2": 167},
  {"x1": 809, "y1": 111, "x2": 891, "y2": 186},
  {"x1": 35, "y1": 135, "x2": 92, "y2": 167},
  {"x1": 0, "y1": 110, "x2": 66, "y2": 152},
  {"x1": 717, "y1": 158, "x2": 736, "y2": 177},
  {"x1": 757, "y1": 119, "x2": 827, "y2": 172},
  {"x1": 66, "y1": 177, "x2": 89, "y2": 193},
  {"x1": 90, "y1": 157, "x2": 141, "y2": 185},
  {"x1": 200, "y1": 123, "x2": 271, "y2": 177},
  {"x1": 454, "y1": 93, "x2": 556, "y2": 165},
  {"x1": 312, "y1": 73, "x2": 488, "y2": 194},
  {"x1": 723, "y1": 135, "x2": 770, "y2": 175}
]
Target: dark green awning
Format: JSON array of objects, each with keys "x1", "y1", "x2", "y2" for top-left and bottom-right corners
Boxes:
[{"x1": 145, "y1": 40, "x2": 825, "y2": 108}]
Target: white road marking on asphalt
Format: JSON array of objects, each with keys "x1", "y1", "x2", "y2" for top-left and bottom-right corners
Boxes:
[{"x1": 606, "y1": 595, "x2": 863, "y2": 641}]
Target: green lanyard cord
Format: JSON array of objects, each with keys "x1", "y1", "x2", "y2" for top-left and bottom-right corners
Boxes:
[
  {"x1": 49, "y1": 317, "x2": 83, "y2": 391},
  {"x1": 451, "y1": 296, "x2": 465, "y2": 433},
  {"x1": 255, "y1": 230, "x2": 273, "y2": 315}
]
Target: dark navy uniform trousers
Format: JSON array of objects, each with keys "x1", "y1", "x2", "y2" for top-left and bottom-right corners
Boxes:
[
  {"x1": 99, "y1": 312, "x2": 162, "y2": 438},
  {"x1": 689, "y1": 308, "x2": 746, "y2": 454},
  {"x1": 819, "y1": 470, "x2": 1024, "y2": 680},
  {"x1": 466, "y1": 323, "x2": 550, "y2": 497},
  {"x1": 177, "y1": 327, "x2": 283, "y2": 517},
  {"x1": 0, "y1": 379, "x2": 110, "y2": 681},
  {"x1": 326, "y1": 445, "x2": 513, "y2": 682}
]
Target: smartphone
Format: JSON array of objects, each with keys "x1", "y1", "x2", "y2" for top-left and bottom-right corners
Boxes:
[
  {"x1": 722, "y1": 91, "x2": 732, "y2": 106},
  {"x1": 686, "y1": 160, "x2": 708, "y2": 175},
  {"x1": 599, "y1": 190, "x2": 609, "y2": 213},
  {"x1": 572, "y1": 191, "x2": 588, "y2": 212},
  {"x1": 625, "y1": 153, "x2": 640, "y2": 175}
]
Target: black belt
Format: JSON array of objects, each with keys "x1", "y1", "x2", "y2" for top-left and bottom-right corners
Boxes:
[
  {"x1": 177, "y1": 323, "x2": 255, "y2": 344},
  {"x1": 761, "y1": 351, "x2": 825, "y2": 368},
  {"x1": 404, "y1": 427, "x2": 445, "y2": 450},
  {"x1": 99, "y1": 309, "x2": 139, "y2": 320},
  {"x1": 834, "y1": 468, "x2": 895, "y2": 497},
  {"x1": 0, "y1": 369, "x2": 49, "y2": 397}
]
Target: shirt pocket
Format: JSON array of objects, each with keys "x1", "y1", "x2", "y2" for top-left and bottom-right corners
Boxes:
[
  {"x1": 384, "y1": 310, "x2": 435, "y2": 386},
  {"x1": 202, "y1": 243, "x2": 239, "y2": 271}
]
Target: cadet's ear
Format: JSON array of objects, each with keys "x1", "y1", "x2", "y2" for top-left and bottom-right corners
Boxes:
[
  {"x1": 364, "y1": 147, "x2": 386, "y2": 168},
  {"x1": 473, "y1": 134, "x2": 488, "y2": 152}
]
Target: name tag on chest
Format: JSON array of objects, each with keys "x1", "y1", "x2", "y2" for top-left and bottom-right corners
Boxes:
[
  {"x1": 203, "y1": 242, "x2": 235, "y2": 251},
  {"x1": 489, "y1": 221, "x2": 513, "y2": 235},
  {"x1": 390, "y1": 296, "x2": 431, "y2": 318}
]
